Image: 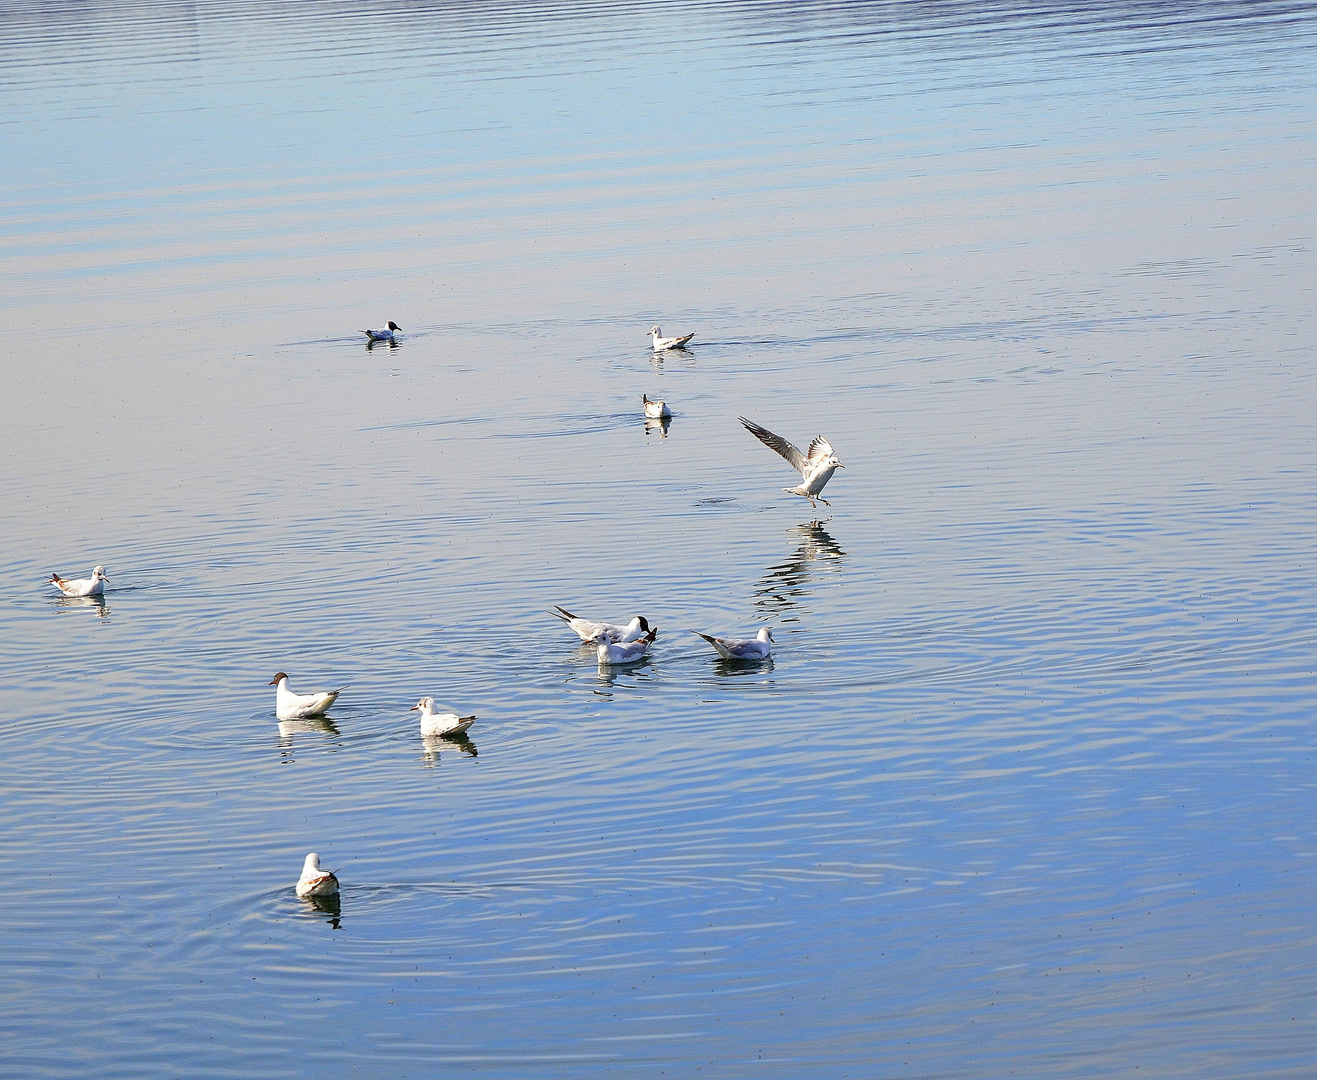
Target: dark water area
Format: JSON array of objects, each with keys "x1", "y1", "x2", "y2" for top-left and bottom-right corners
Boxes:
[{"x1": 1, "y1": 1, "x2": 1315, "y2": 1076}]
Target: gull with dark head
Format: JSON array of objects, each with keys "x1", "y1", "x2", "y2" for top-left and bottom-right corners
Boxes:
[
  {"x1": 551, "y1": 606, "x2": 650, "y2": 644},
  {"x1": 410, "y1": 697, "x2": 476, "y2": 738},
  {"x1": 269, "y1": 672, "x2": 348, "y2": 719},
  {"x1": 643, "y1": 393, "x2": 672, "y2": 419},
  {"x1": 597, "y1": 627, "x2": 658, "y2": 665},
  {"x1": 649, "y1": 326, "x2": 694, "y2": 351},
  {"x1": 361, "y1": 321, "x2": 402, "y2": 342},
  {"x1": 50, "y1": 565, "x2": 109, "y2": 597},
  {"x1": 296, "y1": 852, "x2": 339, "y2": 898},
  {"x1": 691, "y1": 627, "x2": 774, "y2": 660},
  {"x1": 740, "y1": 417, "x2": 844, "y2": 508}
]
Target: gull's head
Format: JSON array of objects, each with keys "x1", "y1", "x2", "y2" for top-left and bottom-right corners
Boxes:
[
  {"x1": 410, "y1": 696, "x2": 434, "y2": 713},
  {"x1": 759, "y1": 628, "x2": 775, "y2": 643},
  {"x1": 92, "y1": 566, "x2": 108, "y2": 581},
  {"x1": 387, "y1": 321, "x2": 401, "y2": 332},
  {"x1": 636, "y1": 616, "x2": 651, "y2": 633},
  {"x1": 303, "y1": 852, "x2": 322, "y2": 873},
  {"x1": 269, "y1": 672, "x2": 288, "y2": 687},
  {"x1": 649, "y1": 326, "x2": 661, "y2": 337}
]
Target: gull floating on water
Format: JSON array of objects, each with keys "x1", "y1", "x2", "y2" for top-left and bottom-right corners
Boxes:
[
  {"x1": 361, "y1": 321, "x2": 402, "y2": 342},
  {"x1": 49, "y1": 566, "x2": 109, "y2": 597},
  {"x1": 691, "y1": 627, "x2": 774, "y2": 660},
  {"x1": 296, "y1": 852, "x2": 340, "y2": 898},
  {"x1": 551, "y1": 606, "x2": 651, "y2": 644},
  {"x1": 643, "y1": 394, "x2": 672, "y2": 419},
  {"x1": 649, "y1": 326, "x2": 694, "y2": 351},
  {"x1": 740, "y1": 417, "x2": 844, "y2": 508},
  {"x1": 410, "y1": 696, "x2": 476, "y2": 737},
  {"x1": 597, "y1": 627, "x2": 658, "y2": 665},
  {"x1": 269, "y1": 672, "x2": 348, "y2": 719}
]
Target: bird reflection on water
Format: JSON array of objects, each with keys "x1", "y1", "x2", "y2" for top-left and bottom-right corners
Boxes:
[
  {"x1": 754, "y1": 520, "x2": 847, "y2": 616},
  {"x1": 712, "y1": 655, "x2": 774, "y2": 678},
  {"x1": 299, "y1": 891, "x2": 342, "y2": 928},
  {"x1": 421, "y1": 732, "x2": 478, "y2": 768},
  {"x1": 53, "y1": 594, "x2": 110, "y2": 619},
  {"x1": 277, "y1": 716, "x2": 342, "y2": 763},
  {"x1": 643, "y1": 415, "x2": 672, "y2": 439}
]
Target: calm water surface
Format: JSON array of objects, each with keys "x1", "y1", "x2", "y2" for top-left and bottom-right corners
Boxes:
[{"x1": 2, "y1": 1, "x2": 1315, "y2": 1076}]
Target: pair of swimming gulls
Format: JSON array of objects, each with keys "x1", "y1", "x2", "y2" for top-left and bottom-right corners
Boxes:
[
  {"x1": 268, "y1": 674, "x2": 475, "y2": 736},
  {"x1": 550, "y1": 606, "x2": 775, "y2": 662}
]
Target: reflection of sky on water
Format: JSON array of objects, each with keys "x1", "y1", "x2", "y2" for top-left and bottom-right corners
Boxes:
[{"x1": 2, "y1": 2, "x2": 1314, "y2": 1078}]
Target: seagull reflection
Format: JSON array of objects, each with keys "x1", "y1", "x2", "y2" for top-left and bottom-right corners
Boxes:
[
  {"x1": 365, "y1": 337, "x2": 401, "y2": 351},
  {"x1": 649, "y1": 347, "x2": 694, "y2": 370},
  {"x1": 53, "y1": 594, "x2": 110, "y2": 619},
  {"x1": 712, "y1": 656, "x2": 774, "y2": 677},
  {"x1": 277, "y1": 716, "x2": 341, "y2": 763},
  {"x1": 300, "y1": 892, "x2": 342, "y2": 927},
  {"x1": 644, "y1": 416, "x2": 672, "y2": 439},
  {"x1": 594, "y1": 656, "x2": 654, "y2": 692},
  {"x1": 754, "y1": 519, "x2": 847, "y2": 616},
  {"x1": 421, "y1": 731, "x2": 478, "y2": 768}
]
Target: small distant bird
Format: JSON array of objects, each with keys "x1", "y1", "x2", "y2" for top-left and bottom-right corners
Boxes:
[
  {"x1": 740, "y1": 417, "x2": 844, "y2": 508},
  {"x1": 597, "y1": 627, "x2": 658, "y2": 665},
  {"x1": 649, "y1": 326, "x2": 695, "y2": 351},
  {"x1": 551, "y1": 606, "x2": 650, "y2": 644},
  {"x1": 691, "y1": 627, "x2": 774, "y2": 660},
  {"x1": 49, "y1": 565, "x2": 109, "y2": 597},
  {"x1": 269, "y1": 672, "x2": 348, "y2": 719},
  {"x1": 296, "y1": 852, "x2": 339, "y2": 898},
  {"x1": 361, "y1": 321, "x2": 402, "y2": 342},
  {"x1": 410, "y1": 697, "x2": 476, "y2": 737},
  {"x1": 643, "y1": 394, "x2": 672, "y2": 419}
]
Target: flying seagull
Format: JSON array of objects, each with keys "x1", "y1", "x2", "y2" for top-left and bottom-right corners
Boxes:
[{"x1": 739, "y1": 417, "x2": 844, "y2": 508}]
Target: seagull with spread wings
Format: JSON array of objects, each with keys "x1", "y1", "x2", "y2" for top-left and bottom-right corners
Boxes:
[{"x1": 739, "y1": 417, "x2": 844, "y2": 508}]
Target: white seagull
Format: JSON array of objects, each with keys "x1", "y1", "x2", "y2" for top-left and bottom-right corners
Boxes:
[
  {"x1": 296, "y1": 852, "x2": 340, "y2": 898},
  {"x1": 49, "y1": 565, "x2": 109, "y2": 597},
  {"x1": 597, "y1": 627, "x2": 658, "y2": 665},
  {"x1": 410, "y1": 697, "x2": 476, "y2": 737},
  {"x1": 269, "y1": 672, "x2": 348, "y2": 719},
  {"x1": 691, "y1": 627, "x2": 774, "y2": 660},
  {"x1": 740, "y1": 417, "x2": 845, "y2": 508},
  {"x1": 551, "y1": 606, "x2": 651, "y2": 644},
  {"x1": 361, "y1": 321, "x2": 402, "y2": 342},
  {"x1": 649, "y1": 326, "x2": 695, "y2": 351},
  {"x1": 643, "y1": 393, "x2": 672, "y2": 419}
]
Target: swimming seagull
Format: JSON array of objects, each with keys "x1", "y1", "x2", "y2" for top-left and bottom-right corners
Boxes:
[
  {"x1": 551, "y1": 606, "x2": 650, "y2": 644},
  {"x1": 361, "y1": 321, "x2": 402, "y2": 342},
  {"x1": 269, "y1": 672, "x2": 348, "y2": 719},
  {"x1": 49, "y1": 565, "x2": 109, "y2": 597},
  {"x1": 597, "y1": 627, "x2": 658, "y2": 665},
  {"x1": 740, "y1": 417, "x2": 844, "y2": 508},
  {"x1": 690, "y1": 627, "x2": 774, "y2": 660},
  {"x1": 410, "y1": 697, "x2": 476, "y2": 737},
  {"x1": 649, "y1": 326, "x2": 694, "y2": 351},
  {"x1": 296, "y1": 852, "x2": 340, "y2": 898},
  {"x1": 643, "y1": 394, "x2": 672, "y2": 419}
]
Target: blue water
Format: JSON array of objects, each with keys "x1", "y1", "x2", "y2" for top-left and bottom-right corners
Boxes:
[{"x1": 2, "y1": 1, "x2": 1315, "y2": 1076}]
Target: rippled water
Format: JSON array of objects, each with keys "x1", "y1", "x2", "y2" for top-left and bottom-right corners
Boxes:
[{"x1": 2, "y1": 1, "x2": 1316, "y2": 1076}]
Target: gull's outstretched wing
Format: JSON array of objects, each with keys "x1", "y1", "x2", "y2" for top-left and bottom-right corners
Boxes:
[
  {"x1": 740, "y1": 417, "x2": 806, "y2": 474},
  {"x1": 806, "y1": 435, "x2": 834, "y2": 463}
]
